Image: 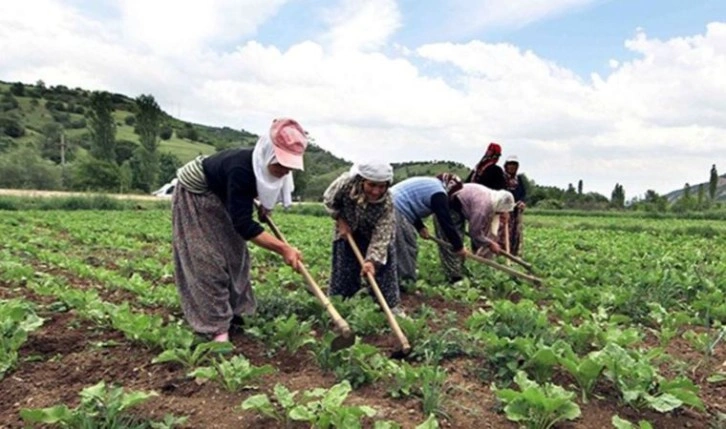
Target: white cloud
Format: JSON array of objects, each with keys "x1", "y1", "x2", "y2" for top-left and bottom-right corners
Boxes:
[
  {"x1": 444, "y1": 0, "x2": 601, "y2": 34},
  {"x1": 321, "y1": 0, "x2": 401, "y2": 52},
  {"x1": 117, "y1": 0, "x2": 289, "y2": 56},
  {"x1": 0, "y1": 0, "x2": 724, "y2": 199}
]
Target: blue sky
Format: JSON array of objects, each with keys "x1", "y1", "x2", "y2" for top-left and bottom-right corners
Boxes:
[
  {"x1": 0, "y1": 0, "x2": 724, "y2": 198},
  {"x1": 257, "y1": 0, "x2": 726, "y2": 77}
]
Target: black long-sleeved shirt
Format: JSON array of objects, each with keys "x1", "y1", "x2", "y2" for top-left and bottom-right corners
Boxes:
[
  {"x1": 466, "y1": 164, "x2": 506, "y2": 190},
  {"x1": 508, "y1": 176, "x2": 526, "y2": 203},
  {"x1": 427, "y1": 193, "x2": 464, "y2": 251},
  {"x1": 202, "y1": 148, "x2": 265, "y2": 240}
]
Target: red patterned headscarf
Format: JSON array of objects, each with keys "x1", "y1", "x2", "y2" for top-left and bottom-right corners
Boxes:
[
  {"x1": 475, "y1": 142, "x2": 502, "y2": 172},
  {"x1": 436, "y1": 173, "x2": 463, "y2": 196}
]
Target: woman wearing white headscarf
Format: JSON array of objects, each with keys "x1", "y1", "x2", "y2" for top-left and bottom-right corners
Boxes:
[
  {"x1": 172, "y1": 118, "x2": 308, "y2": 342},
  {"x1": 323, "y1": 161, "x2": 403, "y2": 313},
  {"x1": 436, "y1": 183, "x2": 515, "y2": 282}
]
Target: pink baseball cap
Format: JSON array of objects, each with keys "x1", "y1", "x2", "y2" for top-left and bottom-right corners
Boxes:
[{"x1": 269, "y1": 118, "x2": 308, "y2": 170}]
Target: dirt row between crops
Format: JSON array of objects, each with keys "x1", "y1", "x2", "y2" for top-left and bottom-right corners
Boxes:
[{"x1": 1, "y1": 251, "x2": 724, "y2": 428}]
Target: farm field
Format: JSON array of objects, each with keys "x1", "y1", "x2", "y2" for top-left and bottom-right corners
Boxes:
[{"x1": 1, "y1": 209, "x2": 725, "y2": 428}]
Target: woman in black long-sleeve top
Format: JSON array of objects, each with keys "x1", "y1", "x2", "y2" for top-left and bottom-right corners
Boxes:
[
  {"x1": 172, "y1": 118, "x2": 308, "y2": 342},
  {"x1": 466, "y1": 142, "x2": 506, "y2": 190}
]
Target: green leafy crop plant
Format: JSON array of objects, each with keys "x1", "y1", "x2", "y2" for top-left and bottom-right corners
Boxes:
[
  {"x1": 242, "y1": 381, "x2": 376, "y2": 429},
  {"x1": 20, "y1": 381, "x2": 187, "y2": 428},
  {"x1": 246, "y1": 313, "x2": 317, "y2": 355},
  {"x1": 493, "y1": 370, "x2": 581, "y2": 429},
  {"x1": 189, "y1": 354, "x2": 275, "y2": 392},
  {"x1": 0, "y1": 299, "x2": 44, "y2": 379}
]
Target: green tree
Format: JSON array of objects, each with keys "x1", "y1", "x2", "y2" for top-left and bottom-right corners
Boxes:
[
  {"x1": 87, "y1": 91, "x2": 117, "y2": 162},
  {"x1": 577, "y1": 179, "x2": 583, "y2": 195},
  {"x1": 133, "y1": 94, "x2": 163, "y2": 190},
  {"x1": 129, "y1": 147, "x2": 156, "y2": 192},
  {"x1": 293, "y1": 169, "x2": 308, "y2": 200},
  {"x1": 642, "y1": 189, "x2": 668, "y2": 212},
  {"x1": 38, "y1": 123, "x2": 65, "y2": 163},
  {"x1": 610, "y1": 183, "x2": 625, "y2": 209},
  {"x1": 710, "y1": 164, "x2": 718, "y2": 200},
  {"x1": 115, "y1": 139, "x2": 138, "y2": 165},
  {"x1": 9, "y1": 82, "x2": 25, "y2": 96},
  {"x1": 159, "y1": 125, "x2": 173, "y2": 140},
  {"x1": 119, "y1": 161, "x2": 133, "y2": 193},
  {"x1": 697, "y1": 183, "x2": 705, "y2": 208},
  {"x1": 158, "y1": 152, "x2": 181, "y2": 185},
  {"x1": 71, "y1": 154, "x2": 121, "y2": 191},
  {"x1": 672, "y1": 183, "x2": 695, "y2": 213},
  {"x1": 0, "y1": 117, "x2": 25, "y2": 137},
  {"x1": 0, "y1": 146, "x2": 62, "y2": 189}
]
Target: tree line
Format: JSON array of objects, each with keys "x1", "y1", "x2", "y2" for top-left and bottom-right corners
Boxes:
[
  {"x1": 1, "y1": 81, "x2": 722, "y2": 212},
  {"x1": 0, "y1": 87, "x2": 175, "y2": 193}
]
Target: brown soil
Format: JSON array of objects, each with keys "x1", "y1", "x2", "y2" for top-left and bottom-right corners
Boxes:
[{"x1": 1, "y1": 276, "x2": 723, "y2": 428}]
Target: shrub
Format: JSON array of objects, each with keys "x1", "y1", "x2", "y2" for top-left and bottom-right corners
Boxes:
[
  {"x1": 159, "y1": 125, "x2": 173, "y2": 140},
  {"x1": 0, "y1": 118, "x2": 24, "y2": 137}
]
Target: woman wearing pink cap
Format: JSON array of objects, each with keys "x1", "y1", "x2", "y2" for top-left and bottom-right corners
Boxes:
[{"x1": 172, "y1": 118, "x2": 308, "y2": 342}]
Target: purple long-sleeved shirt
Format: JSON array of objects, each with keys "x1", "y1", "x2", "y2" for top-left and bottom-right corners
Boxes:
[{"x1": 453, "y1": 183, "x2": 497, "y2": 247}]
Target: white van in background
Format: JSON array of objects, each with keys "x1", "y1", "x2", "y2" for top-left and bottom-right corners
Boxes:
[{"x1": 151, "y1": 178, "x2": 178, "y2": 198}]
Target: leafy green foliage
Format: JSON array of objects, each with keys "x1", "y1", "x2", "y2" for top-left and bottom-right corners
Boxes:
[
  {"x1": 0, "y1": 299, "x2": 44, "y2": 379},
  {"x1": 389, "y1": 362, "x2": 449, "y2": 418},
  {"x1": 312, "y1": 338, "x2": 396, "y2": 389},
  {"x1": 152, "y1": 341, "x2": 234, "y2": 368},
  {"x1": 247, "y1": 314, "x2": 316, "y2": 355},
  {"x1": 20, "y1": 381, "x2": 186, "y2": 428},
  {"x1": 87, "y1": 91, "x2": 117, "y2": 162},
  {"x1": 332, "y1": 294, "x2": 389, "y2": 336},
  {"x1": 611, "y1": 415, "x2": 653, "y2": 429},
  {"x1": 408, "y1": 327, "x2": 472, "y2": 364},
  {"x1": 467, "y1": 299, "x2": 553, "y2": 341},
  {"x1": 554, "y1": 342, "x2": 604, "y2": 402},
  {"x1": 599, "y1": 343, "x2": 704, "y2": 413},
  {"x1": 189, "y1": 355, "x2": 275, "y2": 392},
  {"x1": 109, "y1": 303, "x2": 195, "y2": 350},
  {"x1": 242, "y1": 381, "x2": 376, "y2": 429},
  {"x1": 493, "y1": 371, "x2": 581, "y2": 429}
]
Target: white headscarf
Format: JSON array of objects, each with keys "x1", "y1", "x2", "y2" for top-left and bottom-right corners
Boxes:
[
  {"x1": 252, "y1": 134, "x2": 295, "y2": 210},
  {"x1": 349, "y1": 162, "x2": 394, "y2": 183},
  {"x1": 489, "y1": 190, "x2": 515, "y2": 236}
]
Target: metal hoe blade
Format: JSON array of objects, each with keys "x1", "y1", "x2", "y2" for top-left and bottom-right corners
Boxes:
[{"x1": 331, "y1": 333, "x2": 356, "y2": 352}]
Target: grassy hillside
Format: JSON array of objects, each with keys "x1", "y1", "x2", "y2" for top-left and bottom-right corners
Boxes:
[
  {"x1": 664, "y1": 174, "x2": 726, "y2": 203},
  {"x1": 0, "y1": 79, "x2": 472, "y2": 199},
  {"x1": 0, "y1": 80, "x2": 232, "y2": 164}
]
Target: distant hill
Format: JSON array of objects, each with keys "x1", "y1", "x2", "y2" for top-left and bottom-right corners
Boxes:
[
  {"x1": 664, "y1": 174, "x2": 726, "y2": 203},
  {"x1": 0, "y1": 79, "x2": 254, "y2": 162},
  {"x1": 0, "y1": 79, "x2": 472, "y2": 199}
]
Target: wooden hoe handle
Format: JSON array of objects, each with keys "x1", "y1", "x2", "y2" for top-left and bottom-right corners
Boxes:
[
  {"x1": 344, "y1": 234, "x2": 411, "y2": 353},
  {"x1": 260, "y1": 209, "x2": 352, "y2": 337},
  {"x1": 427, "y1": 236, "x2": 542, "y2": 286}
]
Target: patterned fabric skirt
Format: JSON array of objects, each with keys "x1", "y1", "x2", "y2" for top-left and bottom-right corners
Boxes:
[
  {"x1": 433, "y1": 209, "x2": 467, "y2": 283},
  {"x1": 394, "y1": 210, "x2": 418, "y2": 283},
  {"x1": 509, "y1": 207, "x2": 524, "y2": 256},
  {"x1": 498, "y1": 208, "x2": 524, "y2": 256},
  {"x1": 328, "y1": 231, "x2": 400, "y2": 308},
  {"x1": 172, "y1": 186, "x2": 255, "y2": 335}
]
